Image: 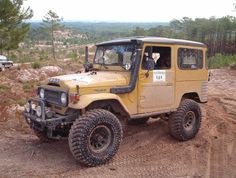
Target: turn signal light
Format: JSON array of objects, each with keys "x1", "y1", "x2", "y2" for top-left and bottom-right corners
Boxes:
[{"x1": 70, "y1": 93, "x2": 80, "y2": 103}]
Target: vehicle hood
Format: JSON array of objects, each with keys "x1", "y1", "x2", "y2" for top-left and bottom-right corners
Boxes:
[{"x1": 49, "y1": 71, "x2": 130, "y2": 91}]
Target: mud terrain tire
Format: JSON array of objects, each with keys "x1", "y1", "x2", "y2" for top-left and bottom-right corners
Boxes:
[
  {"x1": 69, "y1": 109, "x2": 123, "y2": 167},
  {"x1": 127, "y1": 117, "x2": 149, "y2": 125},
  {"x1": 169, "y1": 99, "x2": 201, "y2": 141}
]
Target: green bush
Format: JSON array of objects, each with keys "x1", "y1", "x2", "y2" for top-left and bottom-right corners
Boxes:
[
  {"x1": 39, "y1": 50, "x2": 49, "y2": 60},
  {"x1": 230, "y1": 62, "x2": 236, "y2": 70},
  {"x1": 68, "y1": 51, "x2": 78, "y2": 61},
  {"x1": 78, "y1": 47, "x2": 85, "y2": 55},
  {"x1": 16, "y1": 99, "x2": 26, "y2": 106},
  {"x1": 31, "y1": 61, "x2": 41, "y2": 69},
  {"x1": 0, "y1": 84, "x2": 10, "y2": 92},
  {"x1": 23, "y1": 81, "x2": 40, "y2": 92},
  {"x1": 207, "y1": 54, "x2": 236, "y2": 69},
  {"x1": 23, "y1": 82, "x2": 32, "y2": 92}
]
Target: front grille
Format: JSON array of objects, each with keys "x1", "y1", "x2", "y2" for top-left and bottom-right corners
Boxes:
[
  {"x1": 43, "y1": 88, "x2": 68, "y2": 106},
  {"x1": 45, "y1": 89, "x2": 60, "y2": 103}
]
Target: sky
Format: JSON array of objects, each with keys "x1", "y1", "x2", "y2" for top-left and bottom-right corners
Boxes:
[{"x1": 23, "y1": 0, "x2": 236, "y2": 22}]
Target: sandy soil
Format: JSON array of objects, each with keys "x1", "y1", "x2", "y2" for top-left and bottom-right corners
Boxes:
[{"x1": 0, "y1": 69, "x2": 235, "y2": 178}]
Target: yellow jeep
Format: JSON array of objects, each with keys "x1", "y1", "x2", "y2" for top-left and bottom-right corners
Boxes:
[{"x1": 24, "y1": 37, "x2": 208, "y2": 167}]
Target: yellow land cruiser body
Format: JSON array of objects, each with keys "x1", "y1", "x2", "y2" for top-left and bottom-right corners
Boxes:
[{"x1": 24, "y1": 37, "x2": 208, "y2": 167}]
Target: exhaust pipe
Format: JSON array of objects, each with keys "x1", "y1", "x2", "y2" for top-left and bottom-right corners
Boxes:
[{"x1": 83, "y1": 46, "x2": 93, "y2": 72}]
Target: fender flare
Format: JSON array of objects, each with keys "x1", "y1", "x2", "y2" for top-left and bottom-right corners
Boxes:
[{"x1": 69, "y1": 93, "x2": 130, "y2": 114}]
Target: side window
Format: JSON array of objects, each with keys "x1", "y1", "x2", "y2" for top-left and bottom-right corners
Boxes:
[
  {"x1": 142, "y1": 46, "x2": 171, "y2": 70},
  {"x1": 178, "y1": 48, "x2": 203, "y2": 69}
]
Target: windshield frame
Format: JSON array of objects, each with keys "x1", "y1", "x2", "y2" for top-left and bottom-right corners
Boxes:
[{"x1": 93, "y1": 42, "x2": 136, "y2": 68}]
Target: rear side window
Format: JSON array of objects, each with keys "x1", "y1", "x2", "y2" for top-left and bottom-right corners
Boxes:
[{"x1": 178, "y1": 48, "x2": 203, "y2": 69}]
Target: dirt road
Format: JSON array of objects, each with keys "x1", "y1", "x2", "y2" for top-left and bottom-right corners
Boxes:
[{"x1": 0, "y1": 69, "x2": 235, "y2": 178}]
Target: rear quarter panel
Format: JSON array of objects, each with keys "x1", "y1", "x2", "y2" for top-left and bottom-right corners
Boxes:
[{"x1": 174, "y1": 45, "x2": 208, "y2": 108}]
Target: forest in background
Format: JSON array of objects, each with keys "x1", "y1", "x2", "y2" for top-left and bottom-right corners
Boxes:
[
  {"x1": 27, "y1": 22, "x2": 168, "y2": 45},
  {"x1": 135, "y1": 16, "x2": 236, "y2": 57},
  {"x1": 1, "y1": 0, "x2": 235, "y2": 68},
  {"x1": 26, "y1": 16, "x2": 236, "y2": 57}
]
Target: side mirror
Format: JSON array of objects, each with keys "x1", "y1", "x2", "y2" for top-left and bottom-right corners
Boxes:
[{"x1": 146, "y1": 58, "x2": 155, "y2": 70}]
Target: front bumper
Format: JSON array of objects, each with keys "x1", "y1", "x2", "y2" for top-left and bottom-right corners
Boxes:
[{"x1": 23, "y1": 98, "x2": 78, "y2": 136}]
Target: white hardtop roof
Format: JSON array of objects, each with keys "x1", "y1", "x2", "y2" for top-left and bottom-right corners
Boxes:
[{"x1": 0, "y1": 55, "x2": 7, "y2": 60}]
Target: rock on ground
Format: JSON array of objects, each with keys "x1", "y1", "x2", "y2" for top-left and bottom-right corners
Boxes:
[{"x1": 16, "y1": 66, "x2": 62, "y2": 83}]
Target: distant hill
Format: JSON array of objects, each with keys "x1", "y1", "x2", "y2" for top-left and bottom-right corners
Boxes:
[
  {"x1": 29, "y1": 21, "x2": 169, "y2": 34},
  {"x1": 27, "y1": 21, "x2": 169, "y2": 44},
  {"x1": 62, "y1": 21, "x2": 169, "y2": 33}
]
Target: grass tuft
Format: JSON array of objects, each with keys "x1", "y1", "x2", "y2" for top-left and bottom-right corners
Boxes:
[
  {"x1": 31, "y1": 61, "x2": 41, "y2": 69},
  {"x1": 207, "y1": 54, "x2": 236, "y2": 69},
  {"x1": 0, "y1": 84, "x2": 10, "y2": 92}
]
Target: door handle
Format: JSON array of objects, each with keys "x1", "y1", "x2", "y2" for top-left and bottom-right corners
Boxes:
[
  {"x1": 166, "y1": 83, "x2": 173, "y2": 86},
  {"x1": 140, "y1": 96, "x2": 145, "y2": 100}
]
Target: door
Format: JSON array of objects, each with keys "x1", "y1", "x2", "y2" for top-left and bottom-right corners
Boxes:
[{"x1": 138, "y1": 45, "x2": 175, "y2": 113}]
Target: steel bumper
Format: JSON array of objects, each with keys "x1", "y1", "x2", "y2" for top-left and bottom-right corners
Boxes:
[{"x1": 23, "y1": 98, "x2": 77, "y2": 133}]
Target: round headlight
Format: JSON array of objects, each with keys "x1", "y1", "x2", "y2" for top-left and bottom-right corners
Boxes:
[
  {"x1": 39, "y1": 88, "x2": 45, "y2": 98},
  {"x1": 25, "y1": 102, "x2": 31, "y2": 113},
  {"x1": 61, "y1": 93, "x2": 67, "y2": 104},
  {"x1": 36, "y1": 105, "x2": 42, "y2": 117}
]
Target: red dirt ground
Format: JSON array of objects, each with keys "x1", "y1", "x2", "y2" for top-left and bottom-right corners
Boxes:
[{"x1": 0, "y1": 69, "x2": 235, "y2": 178}]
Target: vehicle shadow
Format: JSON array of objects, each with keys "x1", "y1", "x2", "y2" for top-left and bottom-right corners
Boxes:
[{"x1": 3, "y1": 118, "x2": 183, "y2": 177}]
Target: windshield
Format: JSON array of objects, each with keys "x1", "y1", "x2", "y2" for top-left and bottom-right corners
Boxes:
[{"x1": 94, "y1": 44, "x2": 135, "y2": 66}]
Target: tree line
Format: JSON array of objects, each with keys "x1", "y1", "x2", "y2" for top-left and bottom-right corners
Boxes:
[
  {"x1": 0, "y1": 0, "x2": 236, "y2": 58},
  {"x1": 133, "y1": 16, "x2": 236, "y2": 56}
]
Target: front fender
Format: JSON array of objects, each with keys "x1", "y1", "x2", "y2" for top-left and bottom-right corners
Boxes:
[{"x1": 68, "y1": 93, "x2": 130, "y2": 114}]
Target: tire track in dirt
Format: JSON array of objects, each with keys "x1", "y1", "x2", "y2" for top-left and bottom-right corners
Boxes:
[{"x1": 206, "y1": 97, "x2": 236, "y2": 178}]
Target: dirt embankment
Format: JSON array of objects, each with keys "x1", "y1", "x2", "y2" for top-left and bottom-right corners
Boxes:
[{"x1": 0, "y1": 69, "x2": 235, "y2": 178}]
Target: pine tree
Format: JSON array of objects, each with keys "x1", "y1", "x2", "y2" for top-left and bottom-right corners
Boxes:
[
  {"x1": 0, "y1": 0, "x2": 33, "y2": 54},
  {"x1": 42, "y1": 10, "x2": 63, "y2": 60}
]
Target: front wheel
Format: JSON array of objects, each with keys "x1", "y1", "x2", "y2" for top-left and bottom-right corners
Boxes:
[
  {"x1": 69, "y1": 109, "x2": 123, "y2": 167},
  {"x1": 168, "y1": 99, "x2": 202, "y2": 141}
]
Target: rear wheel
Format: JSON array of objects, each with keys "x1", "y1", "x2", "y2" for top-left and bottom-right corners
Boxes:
[
  {"x1": 69, "y1": 109, "x2": 123, "y2": 167},
  {"x1": 169, "y1": 99, "x2": 202, "y2": 141}
]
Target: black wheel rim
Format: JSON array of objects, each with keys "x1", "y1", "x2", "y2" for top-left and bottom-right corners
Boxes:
[
  {"x1": 89, "y1": 125, "x2": 112, "y2": 153},
  {"x1": 183, "y1": 111, "x2": 196, "y2": 132}
]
